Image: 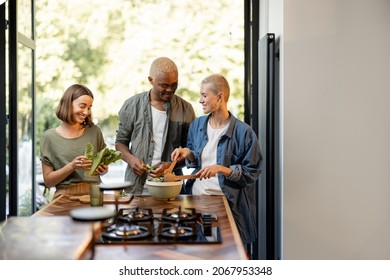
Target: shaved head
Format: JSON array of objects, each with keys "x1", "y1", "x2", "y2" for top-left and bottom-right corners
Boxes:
[
  {"x1": 149, "y1": 57, "x2": 178, "y2": 78},
  {"x1": 201, "y1": 74, "x2": 230, "y2": 102}
]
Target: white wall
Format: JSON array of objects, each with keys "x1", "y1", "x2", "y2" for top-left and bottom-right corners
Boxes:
[{"x1": 280, "y1": 0, "x2": 390, "y2": 259}]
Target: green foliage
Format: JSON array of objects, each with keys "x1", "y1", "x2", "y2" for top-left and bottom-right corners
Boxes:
[
  {"x1": 18, "y1": 190, "x2": 33, "y2": 216},
  {"x1": 84, "y1": 143, "x2": 95, "y2": 160},
  {"x1": 63, "y1": 34, "x2": 107, "y2": 84},
  {"x1": 35, "y1": 95, "x2": 61, "y2": 155},
  {"x1": 35, "y1": 0, "x2": 245, "y2": 154}
]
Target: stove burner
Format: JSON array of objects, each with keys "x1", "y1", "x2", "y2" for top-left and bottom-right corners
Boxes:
[
  {"x1": 97, "y1": 206, "x2": 221, "y2": 244},
  {"x1": 158, "y1": 223, "x2": 197, "y2": 239},
  {"x1": 169, "y1": 227, "x2": 186, "y2": 235},
  {"x1": 129, "y1": 212, "x2": 145, "y2": 219},
  {"x1": 171, "y1": 212, "x2": 188, "y2": 219},
  {"x1": 117, "y1": 207, "x2": 153, "y2": 223},
  {"x1": 162, "y1": 207, "x2": 198, "y2": 222},
  {"x1": 115, "y1": 224, "x2": 143, "y2": 236},
  {"x1": 103, "y1": 222, "x2": 152, "y2": 240}
]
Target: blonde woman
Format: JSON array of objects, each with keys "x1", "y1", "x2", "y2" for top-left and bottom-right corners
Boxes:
[{"x1": 172, "y1": 74, "x2": 263, "y2": 253}]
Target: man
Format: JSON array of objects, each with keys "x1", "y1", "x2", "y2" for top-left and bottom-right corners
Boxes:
[{"x1": 115, "y1": 57, "x2": 195, "y2": 193}]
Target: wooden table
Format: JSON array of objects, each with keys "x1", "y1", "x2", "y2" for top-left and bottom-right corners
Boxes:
[{"x1": 33, "y1": 194, "x2": 247, "y2": 260}]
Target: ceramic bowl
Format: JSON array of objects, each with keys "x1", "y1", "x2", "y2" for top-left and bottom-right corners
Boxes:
[{"x1": 145, "y1": 179, "x2": 183, "y2": 200}]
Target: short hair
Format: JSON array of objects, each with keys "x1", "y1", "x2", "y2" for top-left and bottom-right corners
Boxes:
[
  {"x1": 149, "y1": 57, "x2": 178, "y2": 78},
  {"x1": 201, "y1": 74, "x2": 230, "y2": 102},
  {"x1": 55, "y1": 84, "x2": 94, "y2": 126}
]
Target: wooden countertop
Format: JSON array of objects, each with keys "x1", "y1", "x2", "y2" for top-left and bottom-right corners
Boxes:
[
  {"x1": 0, "y1": 216, "x2": 94, "y2": 260},
  {"x1": 33, "y1": 194, "x2": 247, "y2": 260}
]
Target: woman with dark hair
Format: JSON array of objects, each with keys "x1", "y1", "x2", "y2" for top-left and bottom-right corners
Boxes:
[{"x1": 40, "y1": 84, "x2": 108, "y2": 198}]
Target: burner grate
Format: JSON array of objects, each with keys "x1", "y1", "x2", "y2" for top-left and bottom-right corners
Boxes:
[
  {"x1": 102, "y1": 222, "x2": 153, "y2": 240},
  {"x1": 158, "y1": 222, "x2": 197, "y2": 239},
  {"x1": 96, "y1": 207, "x2": 221, "y2": 245},
  {"x1": 117, "y1": 207, "x2": 153, "y2": 223},
  {"x1": 161, "y1": 206, "x2": 199, "y2": 222}
]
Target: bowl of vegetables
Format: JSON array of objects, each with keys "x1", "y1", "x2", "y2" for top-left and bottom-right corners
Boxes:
[{"x1": 145, "y1": 178, "x2": 183, "y2": 200}]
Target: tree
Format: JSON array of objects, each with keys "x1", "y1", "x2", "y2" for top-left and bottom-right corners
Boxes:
[{"x1": 35, "y1": 0, "x2": 244, "y2": 145}]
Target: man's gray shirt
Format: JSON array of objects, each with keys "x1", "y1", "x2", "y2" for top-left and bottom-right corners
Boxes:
[{"x1": 115, "y1": 91, "x2": 195, "y2": 193}]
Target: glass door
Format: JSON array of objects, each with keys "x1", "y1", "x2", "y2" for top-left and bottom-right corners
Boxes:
[{"x1": 8, "y1": 0, "x2": 36, "y2": 216}]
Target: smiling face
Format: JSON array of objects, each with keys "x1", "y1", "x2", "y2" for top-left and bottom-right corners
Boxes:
[
  {"x1": 56, "y1": 84, "x2": 95, "y2": 125},
  {"x1": 148, "y1": 57, "x2": 179, "y2": 103},
  {"x1": 72, "y1": 95, "x2": 93, "y2": 124},
  {"x1": 149, "y1": 70, "x2": 179, "y2": 102},
  {"x1": 199, "y1": 83, "x2": 220, "y2": 115}
]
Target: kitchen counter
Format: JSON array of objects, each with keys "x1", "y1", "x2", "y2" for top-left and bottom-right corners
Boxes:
[
  {"x1": 33, "y1": 194, "x2": 247, "y2": 260},
  {"x1": 0, "y1": 216, "x2": 94, "y2": 260}
]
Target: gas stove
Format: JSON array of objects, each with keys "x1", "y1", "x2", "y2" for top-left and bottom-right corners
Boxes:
[{"x1": 96, "y1": 206, "x2": 222, "y2": 244}]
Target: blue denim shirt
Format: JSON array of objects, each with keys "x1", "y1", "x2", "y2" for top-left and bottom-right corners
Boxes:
[{"x1": 183, "y1": 113, "x2": 263, "y2": 244}]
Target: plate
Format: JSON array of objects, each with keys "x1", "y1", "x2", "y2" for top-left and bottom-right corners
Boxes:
[
  {"x1": 98, "y1": 181, "x2": 133, "y2": 190},
  {"x1": 70, "y1": 207, "x2": 115, "y2": 221}
]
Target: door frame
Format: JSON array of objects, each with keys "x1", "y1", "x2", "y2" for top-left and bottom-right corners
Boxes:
[
  {"x1": 0, "y1": 2, "x2": 7, "y2": 222},
  {"x1": 0, "y1": 0, "x2": 36, "y2": 220}
]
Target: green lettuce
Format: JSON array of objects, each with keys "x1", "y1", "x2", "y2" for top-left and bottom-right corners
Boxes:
[
  {"x1": 85, "y1": 143, "x2": 95, "y2": 160},
  {"x1": 84, "y1": 143, "x2": 122, "y2": 176}
]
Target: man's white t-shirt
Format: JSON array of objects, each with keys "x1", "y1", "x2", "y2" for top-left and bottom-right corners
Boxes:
[{"x1": 151, "y1": 106, "x2": 167, "y2": 166}]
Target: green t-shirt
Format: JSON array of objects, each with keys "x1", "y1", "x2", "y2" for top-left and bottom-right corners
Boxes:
[{"x1": 40, "y1": 124, "x2": 106, "y2": 187}]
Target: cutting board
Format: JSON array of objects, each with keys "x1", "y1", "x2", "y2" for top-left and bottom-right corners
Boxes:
[{"x1": 70, "y1": 194, "x2": 132, "y2": 204}]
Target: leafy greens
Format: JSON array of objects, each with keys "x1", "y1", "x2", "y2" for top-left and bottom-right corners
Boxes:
[{"x1": 84, "y1": 143, "x2": 122, "y2": 176}]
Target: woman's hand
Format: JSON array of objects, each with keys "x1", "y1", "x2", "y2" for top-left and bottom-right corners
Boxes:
[
  {"x1": 171, "y1": 148, "x2": 191, "y2": 161},
  {"x1": 73, "y1": 156, "x2": 92, "y2": 170},
  {"x1": 95, "y1": 164, "x2": 109, "y2": 175},
  {"x1": 195, "y1": 165, "x2": 231, "y2": 179}
]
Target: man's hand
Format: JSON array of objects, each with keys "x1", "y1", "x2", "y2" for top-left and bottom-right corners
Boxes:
[
  {"x1": 130, "y1": 157, "x2": 147, "y2": 176},
  {"x1": 149, "y1": 162, "x2": 171, "y2": 178}
]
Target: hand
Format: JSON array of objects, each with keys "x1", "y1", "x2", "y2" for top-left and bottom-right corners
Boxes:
[
  {"x1": 129, "y1": 157, "x2": 147, "y2": 176},
  {"x1": 73, "y1": 156, "x2": 92, "y2": 170},
  {"x1": 149, "y1": 162, "x2": 170, "y2": 178},
  {"x1": 171, "y1": 148, "x2": 191, "y2": 161},
  {"x1": 195, "y1": 165, "x2": 222, "y2": 179},
  {"x1": 95, "y1": 164, "x2": 109, "y2": 175}
]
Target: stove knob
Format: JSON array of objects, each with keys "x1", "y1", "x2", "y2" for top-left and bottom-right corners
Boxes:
[{"x1": 202, "y1": 214, "x2": 213, "y2": 236}]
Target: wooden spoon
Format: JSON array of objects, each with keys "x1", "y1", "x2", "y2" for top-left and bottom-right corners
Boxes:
[
  {"x1": 164, "y1": 160, "x2": 177, "y2": 175},
  {"x1": 164, "y1": 173, "x2": 199, "y2": 182}
]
